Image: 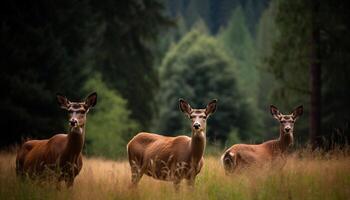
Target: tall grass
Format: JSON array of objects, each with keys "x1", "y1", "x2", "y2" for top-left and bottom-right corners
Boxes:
[{"x1": 0, "y1": 149, "x2": 349, "y2": 200}]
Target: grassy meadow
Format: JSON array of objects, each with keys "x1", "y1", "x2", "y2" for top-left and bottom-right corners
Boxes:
[{"x1": 0, "y1": 149, "x2": 349, "y2": 200}]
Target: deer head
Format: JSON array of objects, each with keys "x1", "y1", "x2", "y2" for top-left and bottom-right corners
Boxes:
[
  {"x1": 56, "y1": 92, "x2": 97, "y2": 132},
  {"x1": 270, "y1": 105, "x2": 303, "y2": 137},
  {"x1": 179, "y1": 99, "x2": 217, "y2": 136}
]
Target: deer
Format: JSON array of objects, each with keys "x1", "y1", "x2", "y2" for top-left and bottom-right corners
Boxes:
[
  {"x1": 221, "y1": 105, "x2": 303, "y2": 174},
  {"x1": 16, "y1": 92, "x2": 97, "y2": 188},
  {"x1": 127, "y1": 99, "x2": 217, "y2": 190}
]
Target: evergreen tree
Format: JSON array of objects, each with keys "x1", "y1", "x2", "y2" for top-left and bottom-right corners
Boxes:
[
  {"x1": 218, "y1": 6, "x2": 263, "y2": 140},
  {"x1": 0, "y1": 0, "x2": 172, "y2": 148},
  {"x1": 86, "y1": 0, "x2": 173, "y2": 130},
  {"x1": 157, "y1": 29, "x2": 256, "y2": 143},
  {"x1": 267, "y1": 0, "x2": 350, "y2": 147},
  {"x1": 218, "y1": 6, "x2": 259, "y2": 99},
  {"x1": 266, "y1": 0, "x2": 311, "y2": 143},
  {"x1": 163, "y1": 0, "x2": 269, "y2": 34},
  {"x1": 255, "y1": 0, "x2": 280, "y2": 139}
]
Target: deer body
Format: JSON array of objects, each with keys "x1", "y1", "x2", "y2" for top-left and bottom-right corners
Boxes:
[
  {"x1": 127, "y1": 99, "x2": 216, "y2": 189},
  {"x1": 17, "y1": 132, "x2": 83, "y2": 181},
  {"x1": 127, "y1": 132, "x2": 204, "y2": 181},
  {"x1": 222, "y1": 105, "x2": 303, "y2": 173},
  {"x1": 16, "y1": 93, "x2": 97, "y2": 187}
]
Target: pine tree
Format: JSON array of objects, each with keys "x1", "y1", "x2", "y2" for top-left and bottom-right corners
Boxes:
[{"x1": 157, "y1": 29, "x2": 256, "y2": 143}]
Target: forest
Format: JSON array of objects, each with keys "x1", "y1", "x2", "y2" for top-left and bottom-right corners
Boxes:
[{"x1": 1, "y1": 0, "x2": 350, "y2": 159}]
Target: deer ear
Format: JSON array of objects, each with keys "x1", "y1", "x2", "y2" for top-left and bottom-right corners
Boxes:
[
  {"x1": 56, "y1": 93, "x2": 70, "y2": 110},
  {"x1": 179, "y1": 99, "x2": 192, "y2": 116},
  {"x1": 205, "y1": 99, "x2": 217, "y2": 116},
  {"x1": 85, "y1": 92, "x2": 97, "y2": 109},
  {"x1": 270, "y1": 105, "x2": 281, "y2": 120},
  {"x1": 292, "y1": 105, "x2": 303, "y2": 120}
]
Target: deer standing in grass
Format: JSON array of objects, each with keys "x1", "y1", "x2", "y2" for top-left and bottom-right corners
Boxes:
[
  {"x1": 127, "y1": 99, "x2": 217, "y2": 190},
  {"x1": 16, "y1": 92, "x2": 97, "y2": 187},
  {"x1": 222, "y1": 105, "x2": 303, "y2": 174}
]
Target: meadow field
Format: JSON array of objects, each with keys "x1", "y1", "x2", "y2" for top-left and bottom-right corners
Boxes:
[{"x1": 0, "y1": 149, "x2": 349, "y2": 200}]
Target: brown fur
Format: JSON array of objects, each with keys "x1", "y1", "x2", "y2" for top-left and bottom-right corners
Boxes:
[
  {"x1": 15, "y1": 92, "x2": 97, "y2": 187},
  {"x1": 16, "y1": 133, "x2": 83, "y2": 186},
  {"x1": 222, "y1": 105, "x2": 303, "y2": 173},
  {"x1": 127, "y1": 99, "x2": 217, "y2": 189}
]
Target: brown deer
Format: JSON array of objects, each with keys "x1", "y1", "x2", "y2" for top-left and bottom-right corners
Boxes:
[
  {"x1": 16, "y1": 92, "x2": 97, "y2": 187},
  {"x1": 127, "y1": 99, "x2": 217, "y2": 190},
  {"x1": 221, "y1": 105, "x2": 303, "y2": 174}
]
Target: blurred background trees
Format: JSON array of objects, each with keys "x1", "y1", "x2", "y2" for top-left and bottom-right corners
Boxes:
[
  {"x1": 267, "y1": 0, "x2": 350, "y2": 147},
  {"x1": 84, "y1": 74, "x2": 139, "y2": 158},
  {"x1": 1, "y1": 0, "x2": 91, "y2": 147},
  {"x1": 1, "y1": 0, "x2": 349, "y2": 158},
  {"x1": 157, "y1": 29, "x2": 257, "y2": 144},
  {"x1": 0, "y1": 0, "x2": 172, "y2": 157}
]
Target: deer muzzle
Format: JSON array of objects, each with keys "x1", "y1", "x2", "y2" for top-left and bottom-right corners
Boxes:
[
  {"x1": 69, "y1": 119, "x2": 78, "y2": 127},
  {"x1": 193, "y1": 122, "x2": 200, "y2": 130}
]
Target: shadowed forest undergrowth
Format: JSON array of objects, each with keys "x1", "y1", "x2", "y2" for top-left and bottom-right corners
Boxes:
[{"x1": 0, "y1": 149, "x2": 349, "y2": 200}]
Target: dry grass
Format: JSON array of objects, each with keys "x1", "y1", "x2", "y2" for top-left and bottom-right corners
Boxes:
[{"x1": 0, "y1": 149, "x2": 349, "y2": 200}]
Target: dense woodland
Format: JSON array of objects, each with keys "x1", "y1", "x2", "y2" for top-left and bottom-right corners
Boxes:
[{"x1": 1, "y1": 0, "x2": 349, "y2": 158}]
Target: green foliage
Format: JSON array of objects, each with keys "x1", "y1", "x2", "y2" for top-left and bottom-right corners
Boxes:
[
  {"x1": 255, "y1": 0, "x2": 281, "y2": 139},
  {"x1": 184, "y1": 0, "x2": 210, "y2": 28},
  {"x1": 218, "y1": 6, "x2": 259, "y2": 97},
  {"x1": 256, "y1": 1, "x2": 279, "y2": 62},
  {"x1": 225, "y1": 129, "x2": 242, "y2": 147},
  {"x1": 218, "y1": 6, "x2": 263, "y2": 141},
  {"x1": 86, "y1": 0, "x2": 174, "y2": 130},
  {"x1": 84, "y1": 74, "x2": 139, "y2": 159},
  {"x1": 164, "y1": 0, "x2": 269, "y2": 34},
  {"x1": 157, "y1": 29, "x2": 256, "y2": 143},
  {"x1": 265, "y1": 0, "x2": 312, "y2": 126},
  {"x1": 267, "y1": 0, "x2": 350, "y2": 144},
  {"x1": 1, "y1": 0, "x2": 172, "y2": 151},
  {"x1": 259, "y1": 0, "x2": 311, "y2": 142},
  {"x1": 268, "y1": 0, "x2": 311, "y2": 96}
]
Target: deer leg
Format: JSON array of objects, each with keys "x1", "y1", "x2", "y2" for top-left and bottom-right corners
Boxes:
[
  {"x1": 56, "y1": 175, "x2": 64, "y2": 190},
  {"x1": 60, "y1": 163, "x2": 76, "y2": 188},
  {"x1": 186, "y1": 169, "x2": 196, "y2": 188},
  {"x1": 173, "y1": 179, "x2": 181, "y2": 191},
  {"x1": 62, "y1": 169, "x2": 75, "y2": 188},
  {"x1": 186, "y1": 177, "x2": 195, "y2": 188},
  {"x1": 130, "y1": 163, "x2": 144, "y2": 188},
  {"x1": 131, "y1": 172, "x2": 143, "y2": 187},
  {"x1": 187, "y1": 178, "x2": 194, "y2": 187},
  {"x1": 65, "y1": 176, "x2": 74, "y2": 188},
  {"x1": 16, "y1": 146, "x2": 30, "y2": 180},
  {"x1": 272, "y1": 154, "x2": 287, "y2": 170}
]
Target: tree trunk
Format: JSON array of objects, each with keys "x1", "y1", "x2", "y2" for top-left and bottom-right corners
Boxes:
[{"x1": 309, "y1": 0, "x2": 321, "y2": 149}]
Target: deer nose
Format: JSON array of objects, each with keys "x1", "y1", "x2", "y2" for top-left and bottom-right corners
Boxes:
[
  {"x1": 285, "y1": 127, "x2": 291, "y2": 133},
  {"x1": 70, "y1": 119, "x2": 78, "y2": 127},
  {"x1": 193, "y1": 123, "x2": 200, "y2": 130}
]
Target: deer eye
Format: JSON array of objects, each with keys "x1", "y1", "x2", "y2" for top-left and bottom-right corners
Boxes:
[
  {"x1": 190, "y1": 116, "x2": 195, "y2": 119},
  {"x1": 68, "y1": 110, "x2": 73, "y2": 114},
  {"x1": 78, "y1": 111, "x2": 86, "y2": 114},
  {"x1": 281, "y1": 120, "x2": 286, "y2": 123}
]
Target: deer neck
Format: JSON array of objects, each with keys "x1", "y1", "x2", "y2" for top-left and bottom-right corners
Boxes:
[
  {"x1": 64, "y1": 125, "x2": 85, "y2": 158},
  {"x1": 274, "y1": 126, "x2": 293, "y2": 153},
  {"x1": 190, "y1": 130, "x2": 206, "y2": 165}
]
